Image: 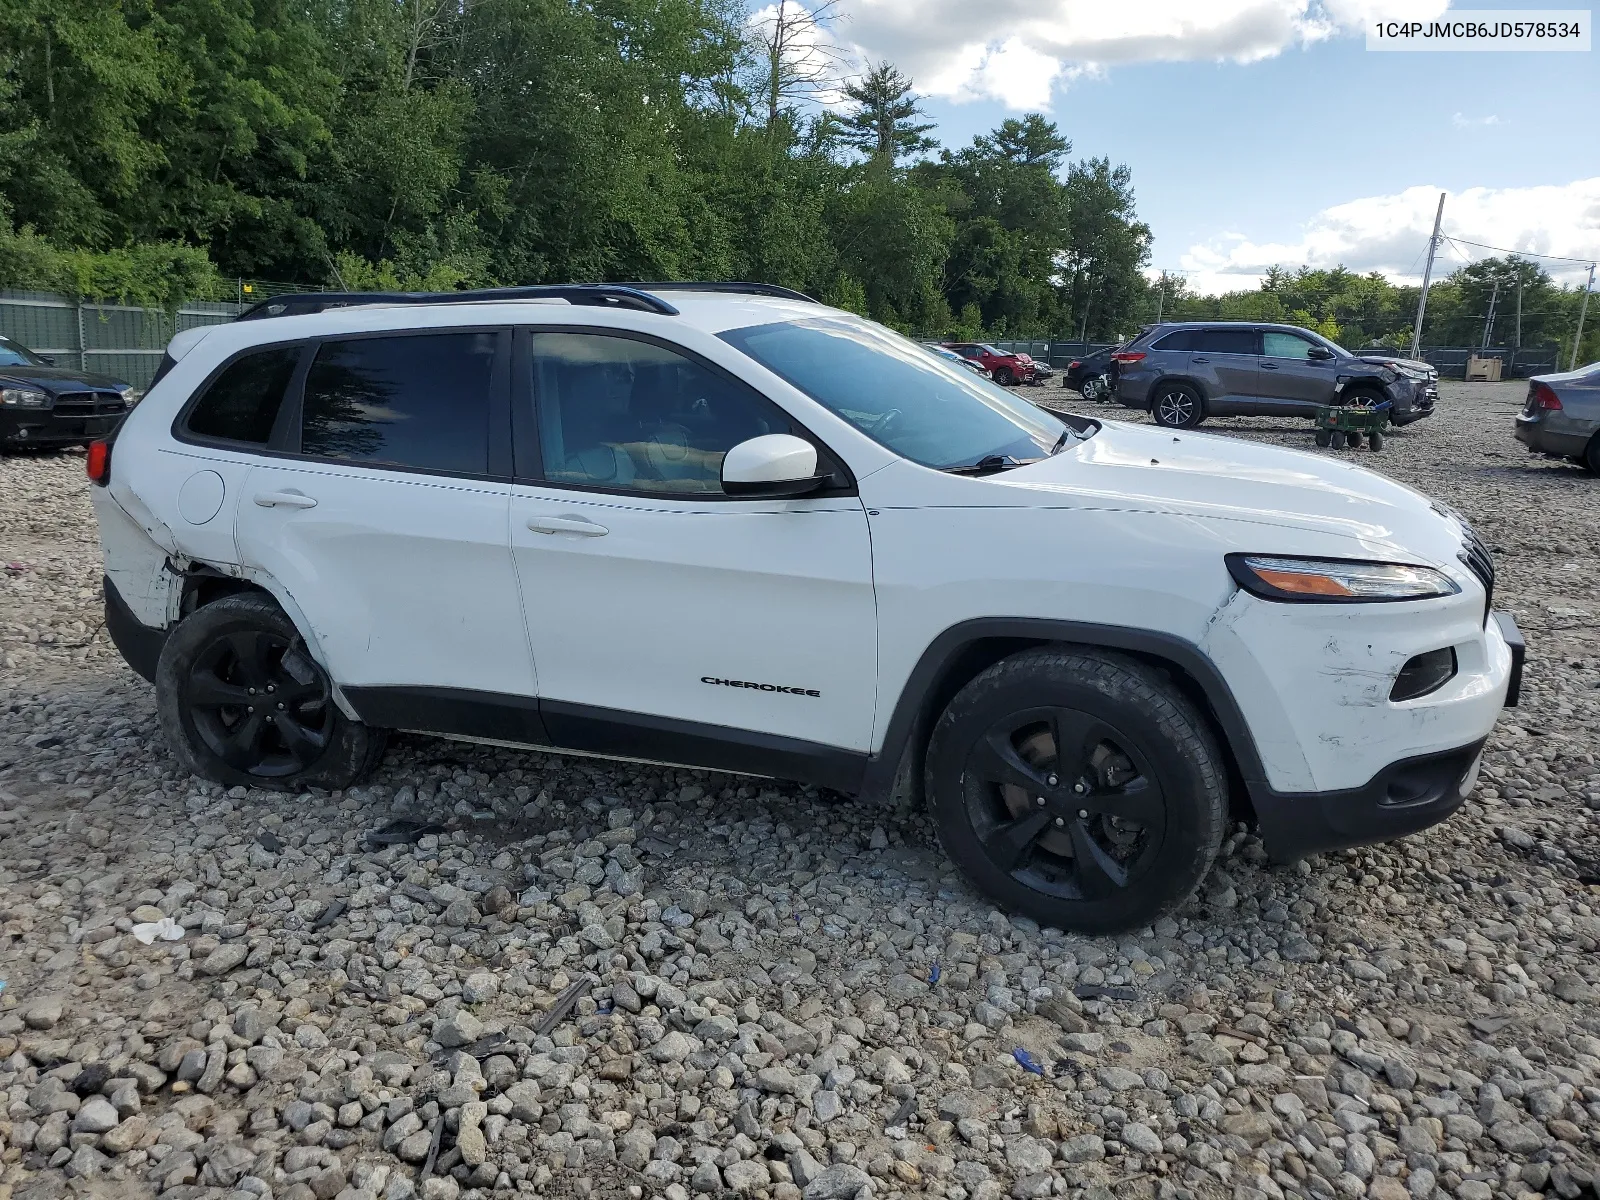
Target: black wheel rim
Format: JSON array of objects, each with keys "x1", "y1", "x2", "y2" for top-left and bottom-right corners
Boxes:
[
  {"x1": 186, "y1": 631, "x2": 334, "y2": 777},
  {"x1": 962, "y1": 706, "x2": 1167, "y2": 901}
]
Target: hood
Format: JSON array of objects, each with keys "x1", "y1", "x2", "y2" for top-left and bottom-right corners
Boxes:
[
  {"x1": 997, "y1": 420, "x2": 1464, "y2": 563},
  {"x1": 0, "y1": 363, "x2": 130, "y2": 393},
  {"x1": 1355, "y1": 354, "x2": 1435, "y2": 374}
]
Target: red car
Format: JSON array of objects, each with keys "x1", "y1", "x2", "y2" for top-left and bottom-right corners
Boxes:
[{"x1": 941, "y1": 342, "x2": 1052, "y2": 386}]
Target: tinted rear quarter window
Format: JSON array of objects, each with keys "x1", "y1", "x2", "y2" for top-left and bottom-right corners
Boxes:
[
  {"x1": 1151, "y1": 330, "x2": 1197, "y2": 352},
  {"x1": 1194, "y1": 328, "x2": 1259, "y2": 355},
  {"x1": 300, "y1": 332, "x2": 495, "y2": 474},
  {"x1": 185, "y1": 344, "x2": 301, "y2": 444}
]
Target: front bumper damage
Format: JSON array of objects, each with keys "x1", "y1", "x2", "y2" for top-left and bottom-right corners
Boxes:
[{"x1": 1250, "y1": 610, "x2": 1523, "y2": 861}]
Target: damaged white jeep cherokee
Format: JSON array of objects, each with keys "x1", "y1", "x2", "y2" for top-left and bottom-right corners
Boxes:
[{"x1": 89, "y1": 282, "x2": 1524, "y2": 933}]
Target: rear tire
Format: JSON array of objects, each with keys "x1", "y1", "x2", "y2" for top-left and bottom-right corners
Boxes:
[
  {"x1": 1314, "y1": 429, "x2": 1332, "y2": 447},
  {"x1": 155, "y1": 593, "x2": 384, "y2": 791},
  {"x1": 1585, "y1": 434, "x2": 1600, "y2": 475},
  {"x1": 1369, "y1": 430, "x2": 1385, "y2": 452},
  {"x1": 1151, "y1": 384, "x2": 1205, "y2": 429},
  {"x1": 925, "y1": 647, "x2": 1227, "y2": 933}
]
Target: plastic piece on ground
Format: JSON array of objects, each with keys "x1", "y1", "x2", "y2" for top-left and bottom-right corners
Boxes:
[
  {"x1": 1073, "y1": 984, "x2": 1137, "y2": 1001},
  {"x1": 132, "y1": 917, "x2": 186, "y2": 945},
  {"x1": 927, "y1": 961, "x2": 941, "y2": 985},
  {"x1": 1012, "y1": 1047, "x2": 1045, "y2": 1075},
  {"x1": 363, "y1": 819, "x2": 449, "y2": 850}
]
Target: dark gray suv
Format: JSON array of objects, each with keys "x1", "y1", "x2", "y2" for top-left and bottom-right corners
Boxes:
[{"x1": 1112, "y1": 322, "x2": 1438, "y2": 430}]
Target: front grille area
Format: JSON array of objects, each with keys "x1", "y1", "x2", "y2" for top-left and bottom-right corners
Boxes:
[
  {"x1": 53, "y1": 391, "x2": 126, "y2": 415},
  {"x1": 1458, "y1": 525, "x2": 1495, "y2": 624}
]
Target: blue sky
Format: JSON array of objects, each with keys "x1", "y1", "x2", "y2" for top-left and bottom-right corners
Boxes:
[{"x1": 815, "y1": 0, "x2": 1599, "y2": 294}]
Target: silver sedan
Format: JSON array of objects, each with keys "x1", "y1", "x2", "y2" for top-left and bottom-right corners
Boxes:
[{"x1": 1515, "y1": 363, "x2": 1600, "y2": 473}]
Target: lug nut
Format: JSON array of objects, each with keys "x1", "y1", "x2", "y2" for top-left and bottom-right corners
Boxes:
[
  {"x1": 266, "y1": 685, "x2": 275, "y2": 693},
  {"x1": 1078, "y1": 809, "x2": 1089, "y2": 819},
  {"x1": 277, "y1": 702, "x2": 285, "y2": 710},
  {"x1": 248, "y1": 687, "x2": 256, "y2": 695},
  {"x1": 1073, "y1": 783, "x2": 1087, "y2": 794},
  {"x1": 1035, "y1": 797, "x2": 1046, "y2": 807},
  {"x1": 1046, "y1": 774, "x2": 1059, "y2": 786},
  {"x1": 1054, "y1": 817, "x2": 1065, "y2": 827},
  {"x1": 246, "y1": 706, "x2": 254, "y2": 713}
]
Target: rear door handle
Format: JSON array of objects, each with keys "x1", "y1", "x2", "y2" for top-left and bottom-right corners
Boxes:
[
  {"x1": 254, "y1": 490, "x2": 317, "y2": 509},
  {"x1": 1261, "y1": 362, "x2": 1279, "y2": 370},
  {"x1": 526, "y1": 515, "x2": 609, "y2": 537},
  {"x1": 1191, "y1": 357, "x2": 1210, "y2": 363}
]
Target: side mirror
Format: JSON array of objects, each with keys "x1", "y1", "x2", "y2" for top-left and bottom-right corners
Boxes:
[
  {"x1": 1307, "y1": 345, "x2": 1335, "y2": 361},
  {"x1": 722, "y1": 433, "x2": 825, "y2": 498},
  {"x1": 38, "y1": 354, "x2": 56, "y2": 365}
]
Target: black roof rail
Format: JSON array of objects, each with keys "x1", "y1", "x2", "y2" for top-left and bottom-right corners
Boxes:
[
  {"x1": 235, "y1": 284, "x2": 680, "y2": 321},
  {"x1": 622, "y1": 281, "x2": 820, "y2": 303}
]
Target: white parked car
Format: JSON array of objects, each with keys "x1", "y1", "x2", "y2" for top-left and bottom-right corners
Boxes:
[{"x1": 89, "y1": 282, "x2": 1524, "y2": 933}]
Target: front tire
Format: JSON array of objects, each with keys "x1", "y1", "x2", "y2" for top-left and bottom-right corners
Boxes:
[
  {"x1": 1151, "y1": 383, "x2": 1205, "y2": 429},
  {"x1": 925, "y1": 647, "x2": 1227, "y2": 934},
  {"x1": 1585, "y1": 434, "x2": 1600, "y2": 475},
  {"x1": 155, "y1": 593, "x2": 384, "y2": 790},
  {"x1": 994, "y1": 367, "x2": 1015, "y2": 386}
]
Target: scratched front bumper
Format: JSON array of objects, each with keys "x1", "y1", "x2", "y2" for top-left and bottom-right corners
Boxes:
[{"x1": 1202, "y1": 583, "x2": 1513, "y2": 794}]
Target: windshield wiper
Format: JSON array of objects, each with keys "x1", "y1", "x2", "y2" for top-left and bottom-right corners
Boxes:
[
  {"x1": 1050, "y1": 430, "x2": 1071, "y2": 454},
  {"x1": 941, "y1": 454, "x2": 1037, "y2": 475}
]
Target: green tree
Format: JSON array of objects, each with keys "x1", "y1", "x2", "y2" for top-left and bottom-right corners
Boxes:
[{"x1": 834, "y1": 61, "x2": 936, "y2": 163}]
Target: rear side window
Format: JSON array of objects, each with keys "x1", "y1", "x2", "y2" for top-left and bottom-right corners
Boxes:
[
  {"x1": 1151, "y1": 330, "x2": 1197, "y2": 352},
  {"x1": 300, "y1": 333, "x2": 495, "y2": 474},
  {"x1": 185, "y1": 345, "x2": 300, "y2": 444},
  {"x1": 1193, "y1": 328, "x2": 1259, "y2": 355}
]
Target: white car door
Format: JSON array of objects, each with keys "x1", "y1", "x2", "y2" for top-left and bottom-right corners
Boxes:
[
  {"x1": 507, "y1": 328, "x2": 876, "y2": 781},
  {"x1": 233, "y1": 328, "x2": 538, "y2": 733}
]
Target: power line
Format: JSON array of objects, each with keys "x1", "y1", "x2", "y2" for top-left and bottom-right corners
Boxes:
[{"x1": 1443, "y1": 236, "x2": 1597, "y2": 266}]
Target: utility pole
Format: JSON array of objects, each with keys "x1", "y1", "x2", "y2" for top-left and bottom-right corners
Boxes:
[
  {"x1": 1515, "y1": 277, "x2": 1522, "y2": 349},
  {"x1": 1410, "y1": 192, "x2": 1446, "y2": 359},
  {"x1": 1155, "y1": 284, "x2": 1163, "y2": 325},
  {"x1": 1573, "y1": 263, "x2": 1596, "y2": 370},
  {"x1": 1481, "y1": 279, "x2": 1499, "y2": 352}
]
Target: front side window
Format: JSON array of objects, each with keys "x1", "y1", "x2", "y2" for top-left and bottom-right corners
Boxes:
[
  {"x1": 1194, "y1": 328, "x2": 1259, "y2": 355},
  {"x1": 722, "y1": 316, "x2": 1067, "y2": 470},
  {"x1": 185, "y1": 344, "x2": 301, "y2": 444},
  {"x1": 1262, "y1": 330, "x2": 1316, "y2": 359},
  {"x1": 300, "y1": 332, "x2": 495, "y2": 474},
  {"x1": 529, "y1": 332, "x2": 789, "y2": 494}
]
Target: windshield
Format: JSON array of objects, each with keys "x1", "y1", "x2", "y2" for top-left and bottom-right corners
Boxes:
[
  {"x1": 721, "y1": 316, "x2": 1067, "y2": 469},
  {"x1": 0, "y1": 336, "x2": 45, "y2": 367}
]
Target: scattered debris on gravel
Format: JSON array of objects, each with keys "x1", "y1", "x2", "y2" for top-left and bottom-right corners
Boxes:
[{"x1": 3, "y1": 381, "x2": 1598, "y2": 1200}]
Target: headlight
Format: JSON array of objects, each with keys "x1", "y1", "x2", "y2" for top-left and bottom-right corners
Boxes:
[
  {"x1": 1226, "y1": 554, "x2": 1461, "y2": 602},
  {"x1": 1387, "y1": 363, "x2": 1430, "y2": 381},
  {"x1": 0, "y1": 386, "x2": 50, "y2": 408}
]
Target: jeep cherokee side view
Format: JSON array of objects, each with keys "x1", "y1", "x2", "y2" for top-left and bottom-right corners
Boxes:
[
  {"x1": 89, "y1": 283, "x2": 1521, "y2": 934},
  {"x1": 1113, "y1": 321, "x2": 1439, "y2": 430}
]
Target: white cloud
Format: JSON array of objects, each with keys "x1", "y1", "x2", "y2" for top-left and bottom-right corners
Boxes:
[
  {"x1": 1170, "y1": 178, "x2": 1600, "y2": 296},
  {"x1": 1451, "y1": 112, "x2": 1502, "y2": 128},
  {"x1": 841, "y1": 0, "x2": 1450, "y2": 109}
]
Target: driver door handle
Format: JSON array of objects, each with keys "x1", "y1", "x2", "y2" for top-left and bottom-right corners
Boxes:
[
  {"x1": 1191, "y1": 356, "x2": 1210, "y2": 363},
  {"x1": 527, "y1": 515, "x2": 609, "y2": 537},
  {"x1": 1261, "y1": 362, "x2": 1280, "y2": 370},
  {"x1": 254, "y1": 490, "x2": 317, "y2": 509}
]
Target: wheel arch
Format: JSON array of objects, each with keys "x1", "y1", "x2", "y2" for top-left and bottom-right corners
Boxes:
[
  {"x1": 1145, "y1": 374, "x2": 1209, "y2": 407},
  {"x1": 862, "y1": 619, "x2": 1266, "y2": 823},
  {"x1": 175, "y1": 565, "x2": 357, "y2": 719}
]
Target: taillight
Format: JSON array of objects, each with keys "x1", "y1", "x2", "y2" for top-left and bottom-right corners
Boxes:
[
  {"x1": 1111, "y1": 351, "x2": 1146, "y2": 364},
  {"x1": 86, "y1": 439, "x2": 111, "y2": 486},
  {"x1": 1529, "y1": 382, "x2": 1561, "y2": 410},
  {"x1": 1068, "y1": 360, "x2": 1082, "y2": 369}
]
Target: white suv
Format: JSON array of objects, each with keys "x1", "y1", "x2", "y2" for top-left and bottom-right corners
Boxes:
[{"x1": 89, "y1": 282, "x2": 1524, "y2": 933}]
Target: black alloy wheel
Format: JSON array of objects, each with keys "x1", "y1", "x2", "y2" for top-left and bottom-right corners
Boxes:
[
  {"x1": 962, "y1": 706, "x2": 1164, "y2": 901},
  {"x1": 925, "y1": 647, "x2": 1227, "y2": 933},
  {"x1": 155, "y1": 592, "x2": 384, "y2": 789},
  {"x1": 186, "y1": 629, "x2": 334, "y2": 777}
]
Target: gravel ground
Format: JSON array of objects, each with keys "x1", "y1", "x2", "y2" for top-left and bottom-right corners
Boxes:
[{"x1": 2, "y1": 380, "x2": 1598, "y2": 1200}]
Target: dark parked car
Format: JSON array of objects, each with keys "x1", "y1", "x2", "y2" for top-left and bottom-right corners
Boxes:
[
  {"x1": 1111, "y1": 321, "x2": 1438, "y2": 429},
  {"x1": 1514, "y1": 362, "x2": 1600, "y2": 473},
  {"x1": 942, "y1": 342, "x2": 1052, "y2": 386},
  {"x1": 0, "y1": 333, "x2": 140, "y2": 448},
  {"x1": 1064, "y1": 345, "x2": 1118, "y2": 397}
]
